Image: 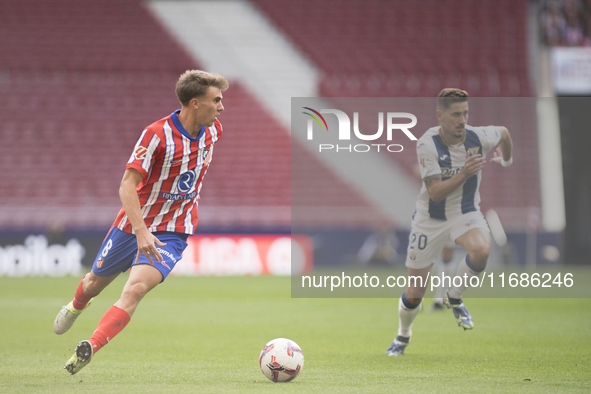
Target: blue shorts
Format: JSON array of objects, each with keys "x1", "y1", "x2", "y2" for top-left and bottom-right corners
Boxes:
[{"x1": 92, "y1": 227, "x2": 189, "y2": 282}]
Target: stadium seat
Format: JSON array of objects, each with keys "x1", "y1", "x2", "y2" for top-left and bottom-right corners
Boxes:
[{"x1": 0, "y1": 0, "x2": 382, "y2": 229}]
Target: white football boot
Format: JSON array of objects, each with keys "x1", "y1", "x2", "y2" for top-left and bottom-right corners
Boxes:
[{"x1": 53, "y1": 299, "x2": 93, "y2": 335}]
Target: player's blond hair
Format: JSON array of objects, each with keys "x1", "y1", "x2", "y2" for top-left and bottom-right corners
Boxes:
[
  {"x1": 176, "y1": 70, "x2": 229, "y2": 106},
  {"x1": 437, "y1": 88, "x2": 469, "y2": 111}
]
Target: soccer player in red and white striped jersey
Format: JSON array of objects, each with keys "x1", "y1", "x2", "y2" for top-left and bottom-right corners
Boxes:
[
  {"x1": 54, "y1": 70, "x2": 229, "y2": 375},
  {"x1": 114, "y1": 105, "x2": 221, "y2": 235}
]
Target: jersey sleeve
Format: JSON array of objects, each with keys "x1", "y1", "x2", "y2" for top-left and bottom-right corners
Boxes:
[
  {"x1": 476, "y1": 126, "x2": 502, "y2": 155},
  {"x1": 126, "y1": 128, "x2": 162, "y2": 178},
  {"x1": 417, "y1": 140, "x2": 441, "y2": 179}
]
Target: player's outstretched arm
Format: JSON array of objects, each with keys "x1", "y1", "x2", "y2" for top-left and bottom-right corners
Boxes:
[
  {"x1": 424, "y1": 152, "x2": 486, "y2": 203},
  {"x1": 490, "y1": 127, "x2": 513, "y2": 167},
  {"x1": 119, "y1": 168, "x2": 166, "y2": 264}
]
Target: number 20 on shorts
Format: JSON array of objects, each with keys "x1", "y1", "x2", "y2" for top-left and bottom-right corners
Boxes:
[{"x1": 409, "y1": 233, "x2": 428, "y2": 250}]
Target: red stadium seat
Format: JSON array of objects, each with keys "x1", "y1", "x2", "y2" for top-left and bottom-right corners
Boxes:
[{"x1": 0, "y1": 0, "x2": 382, "y2": 228}]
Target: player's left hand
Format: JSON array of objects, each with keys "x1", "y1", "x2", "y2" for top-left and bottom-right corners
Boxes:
[
  {"x1": 134, "y1": 227, "x2": 167, "y2": 265},
  {"x1": 490, "y1": 147, "x2": 505, "y2": 167}
]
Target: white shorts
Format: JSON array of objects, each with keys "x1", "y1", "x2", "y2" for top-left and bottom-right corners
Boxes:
[{"x1": 405, "y1": 211, "x2": 489, "y2": 269}]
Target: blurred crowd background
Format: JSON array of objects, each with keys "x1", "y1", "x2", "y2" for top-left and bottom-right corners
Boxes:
[{"x1": 540, "y1": 0, "x2": 591, "y2": 46}]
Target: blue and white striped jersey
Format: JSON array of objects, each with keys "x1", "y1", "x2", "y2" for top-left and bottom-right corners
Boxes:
[{"x1": 415, "y1": 125, "x2": 502, "y2": 221}]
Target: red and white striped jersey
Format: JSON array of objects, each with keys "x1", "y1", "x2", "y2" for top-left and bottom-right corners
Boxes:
[{"x1": 113, "y1": 110, "x2": 222, "y2": 235}]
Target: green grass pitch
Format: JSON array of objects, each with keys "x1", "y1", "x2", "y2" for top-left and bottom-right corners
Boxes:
[{"x1": 1, "y1": 274, "x2": 589, "y2": 393}]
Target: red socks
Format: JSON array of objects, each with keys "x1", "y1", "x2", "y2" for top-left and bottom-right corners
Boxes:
[
  {"x1": 70, "y1": 275, "x2": 132, "y2": 354},
  {"x1": 89, "y1": 306, "x2": 131, "y2": 354},
  {"x1": 72, "y1": 274, "x2": 99, "y2": 311},
  {"x1": 72, "y1": 275, "x2": 131, "y2": 354}
]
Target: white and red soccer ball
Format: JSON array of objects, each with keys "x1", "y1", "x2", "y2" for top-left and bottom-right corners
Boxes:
[{"x1": 259, "y1": 338, "x2": 304, "y2": 383}]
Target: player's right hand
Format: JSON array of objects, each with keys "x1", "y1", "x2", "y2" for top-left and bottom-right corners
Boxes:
[
  {"x1": 134, "y1": 227, "x2": 167, "y2": 265},
  {"x1": 462, "y1": 151, "x2": 486, "y2": 178}
]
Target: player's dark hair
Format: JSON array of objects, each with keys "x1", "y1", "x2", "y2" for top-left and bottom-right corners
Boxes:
[
  {"x1": 176, "y1": 70, "x2": 229, "y2": 107},
  {"x1": 437, "y1": 88, "x2": 469, "y2": 110}
]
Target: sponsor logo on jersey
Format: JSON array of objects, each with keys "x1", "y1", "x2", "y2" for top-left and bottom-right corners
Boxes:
[
  {"x1": 467, "y1": 147, "x2": 480, "y2": 157},
  {"x1": 439, "y1": 154, "x2": 448, "y2": 161},
  {"x1": 160, "y1": 169, "x2": 199, "y2": 201},
  {"x1": 177, "y1": 170, "x2": 197, "y2": 194},
  {"x1": 441, "y1": 167, "x2": 462, "y2": 178},
  {"x1": 134, "y1": 146, "x2": 148, "y2": 160},
  {"x1": 161, "y1": 191, "x2": 197, "y2": 201},
  {"x1": 96, "y1": 257, "x2": 104, "y2": 268}
]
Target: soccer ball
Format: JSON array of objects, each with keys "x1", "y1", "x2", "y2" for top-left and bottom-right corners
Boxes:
[{"x1": 259, "y1": 338, "x2": 304, "y2": 383}]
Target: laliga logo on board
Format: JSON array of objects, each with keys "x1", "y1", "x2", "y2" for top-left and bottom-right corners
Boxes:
[{"x1": 302, "y1": 107, "x2": 418, "y2": 153}]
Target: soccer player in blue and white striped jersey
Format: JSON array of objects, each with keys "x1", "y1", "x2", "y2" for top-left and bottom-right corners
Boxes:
[{"x1": 386, "y1": 88, "x2": 513, "y2": 356}]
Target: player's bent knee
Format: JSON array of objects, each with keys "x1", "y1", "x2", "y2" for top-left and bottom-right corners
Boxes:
[
  {"x1": 123, "y1": 281, "x2": 152, "y2": 302},
  {"x1": 468, "y1": 246, "x2": 490, "y2": 267}
]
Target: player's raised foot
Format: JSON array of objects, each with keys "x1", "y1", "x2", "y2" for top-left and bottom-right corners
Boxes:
[
  {"x1": 53, "y1": 299, "x2": 93, "y2": 335},
  {"x1": 444, "y1": 292, "x2": 474, "y2": 330},
  {"x1": 64, "y1": 340, "x2": 93, "y2": 375},
  {"x1": 385, "y1": 335, "x2": 410, "y2": 356}
]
